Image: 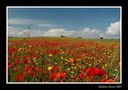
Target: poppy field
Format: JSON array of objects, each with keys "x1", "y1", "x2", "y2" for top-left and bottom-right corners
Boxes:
[{"x1": 8, "y1": 37, "x2": 120, "y2": 82}]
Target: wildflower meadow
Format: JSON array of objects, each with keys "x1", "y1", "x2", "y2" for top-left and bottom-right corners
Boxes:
[{"x1": 8, "y1": 37, "x2": 120, "y2": 82}]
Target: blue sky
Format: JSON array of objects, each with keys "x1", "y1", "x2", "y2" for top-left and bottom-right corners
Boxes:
[{"x1": 8, "y1": 7, "x2": 121, "y2": 38}]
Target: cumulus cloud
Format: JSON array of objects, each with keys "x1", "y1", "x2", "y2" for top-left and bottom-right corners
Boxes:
[
  {"x1": 82, "y1": 28, "x2": 100, "y2": 38},
  {"x1": 99, "y1": 33, "x2": 104, "y2": 37},
  {"x1": 100, "y1": 21, "x2": 121, "y2": 39},
  {"x1": 106, "y1": 21, "x2": 120, "y2": 35},
  {"x1": 42, "y1": 28, "x2": 101, "y2": 38},
  {"x1": 8, "y1": 20, "x2": 120, "y2": 39},
  {"x1": 8, "y1": 27, "x2": 102, "y2": 38},
  {"x1": 8, "y1": 27, "x2": 44, "y2": 37},
  {"x1": 43, "y1": 29, "x2": 64, "y2": 37},
  {"x1": 83, "y1": 28, "x2": 98, "y2": 33},
  {"x1": 43, "y1": 28, "x2": 75, "y2": 37}
]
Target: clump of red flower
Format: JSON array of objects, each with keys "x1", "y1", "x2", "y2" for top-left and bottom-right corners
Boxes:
[
  {"x1": 16, "y1": 73, "x2": 24, "y2": 81},
  {"x1": 35, "y1": 66, "x2": 40, "y2": 72},
  {"x1": 22, "y1": 55, "x2": 28, "y2": 64},
  {"x1": 8, "y1": 63, "x2": 12, "y2": 69},
  {"x1": 50, "y1": 72, "x2": 66, "y2": 80},
  {"x1": 24, "y1": 65, "x2": 32, "y2": 75},
  {"x1": 16, "y1": 59, "x2": 20, "y2": 65},
  {"x1": 79, "y1": 73, "x2": 85, "y2": 80},
  {"x1": 100, "y1": 78, "x2": 115, "y2": 82},
  {"x1": 86, "y1": 67, "x2": 106, "y2": 77}
]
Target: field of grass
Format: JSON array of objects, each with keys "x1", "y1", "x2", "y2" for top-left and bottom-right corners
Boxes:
[{"x1": 8, "y1": 37, "x2": 120, "y2": 82}]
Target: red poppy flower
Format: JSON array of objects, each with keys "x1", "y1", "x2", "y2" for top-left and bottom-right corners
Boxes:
[
  {"x1": 16, "y1": 73, "x2": 24, "y2": 81},
  {"x1": 46, "y1": 62, "x2": 49, "y2": 65},
  {"x1": 55, "y1": 73, "x2": 61, "y2": 79},
  {"x1": 35, "y1": 73, "x2": 39, "y2": 78},
  {"x1": 30, "y1": 70, "x2": 35, "y2": 75},
  {"x1": 100, "y1": 78, "x2": 106, "y2": 82},
  {"x1": 8, "y1": 55, "x2": 11, "y2": 59},
  {"x1": 35, "y1": 66, "x2": 40, "y2": 72},
  {"x1": 24, "y1": 66, "x2": 31, "y2": 75},
  {"x1": 79, "y1": 73, "x2": 85, "y2": 80},
  {"x1": 98, "y1": 69, "x2": 106, "y2": 76},
  {"x1": 22, "y1": 55, "x2": 27, "y2": 59},
  {"x1": 23, "y1": 59, "x2": 28, "y2": 64},
  {"x1": 13, "y1": 67, "x2": 17, "y2": 72},
  {"x1": 8, "y1": 63, "x2": 12, "y2": 69},
  {"x1": 15, "y1": 56, "x2": 19, "y2": 59},
  {"x1": 82, "y1": 68, "x2": 87, "y2": 72},
  {"x1": 50, "y1": 73, "x2": 56, "y2": 80},
  {"x1": 106, "y1": 79, "x2": 114, "y2": 82},
  {"x1": 95, "y1": 68, "x2": 106, "y2": 76},
  {"x1": 51, "y1": 66, "x2": 56, "y2": 72},
  {"x1": 86, "y1": 67, "x2": 96, "y2": 77},
  {"x1": 60, "y1": 73, "x2": 66, "y2": 79},
  {"x1": 16, "y1": 59, "x2": 20, "y2": 65},
  {"x1": 86, "y1": 67, "x2": 106, "y2": 77}
]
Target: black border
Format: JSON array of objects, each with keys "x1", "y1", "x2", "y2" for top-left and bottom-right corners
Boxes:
[{"x1": 0, "y1": 0, "x2": 127, "y2": 89}]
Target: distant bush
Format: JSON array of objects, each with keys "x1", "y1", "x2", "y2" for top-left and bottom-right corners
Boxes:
[
  {"x1": 61, "y1": 35, "x2": 65, "y2": 38},
  {"x1": 78, "y1": 37, "x2": 82, "y2": 39},
  {"x1": 100, "y1": 37, "x2": 103, "y2": 39}
]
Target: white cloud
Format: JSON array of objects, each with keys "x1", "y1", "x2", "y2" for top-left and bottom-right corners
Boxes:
[
  {"x1": 8, "y1": 27, "x2": 101, "y2": 38},
  {"x1": 8, "y1": 18, "x2": 58, "y2": 28},
  {"x1": 8, "y1": 29, "x2": 24, "y2": 37},
  {"x1": 77, "y1": 27, "x2": 101, "y2": 38},
  {"x1": 99, "y1": 33, "x2": 104, "y2": 37},
  {"x1": 42, "y1": 28, "x2": 101, "y2": 38},
  {"x1": 106, "y1": 21, "x2": 120, "y2": 35},
  {"x1": 8, "y1": 20, "x2": 120, "y2": 39},
  {"x1": 43, "y1": 29, "x2": 66, "y2": 37},
  {"x1": 83, "y1": 28, "x2": 99, "y2": 34},
  {"x1": 8, "y1": 27, "x2": 44, "y2": 37}
]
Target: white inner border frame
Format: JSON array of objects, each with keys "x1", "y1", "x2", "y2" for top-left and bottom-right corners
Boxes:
[{"x1": 6, "y1": 6, "x2": 122, "y2": 84}]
